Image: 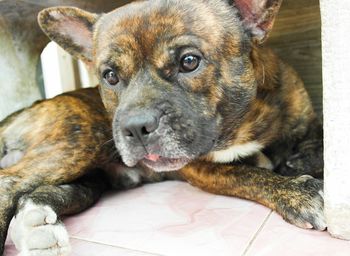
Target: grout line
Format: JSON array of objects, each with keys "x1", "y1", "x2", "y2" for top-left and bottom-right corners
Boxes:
[
  {"x1": 241, "y1": 210, "x2": 273, "y2": 256},
  {"x1": 70, "y1": 236, "x2": 165, "y2": 256}
]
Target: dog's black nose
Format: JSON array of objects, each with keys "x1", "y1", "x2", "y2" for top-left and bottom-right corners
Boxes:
[{"x1": 120, "y1": 111, "x2": 160, "y2": 144}]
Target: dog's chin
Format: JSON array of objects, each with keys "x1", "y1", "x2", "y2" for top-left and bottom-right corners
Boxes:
[{"x1": 140, "y1": 157, "x2": 190, "y2": 172}]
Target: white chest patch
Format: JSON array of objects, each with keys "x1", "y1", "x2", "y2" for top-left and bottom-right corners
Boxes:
[{"x1": 210, "y1": 141, "x2": 264, "y2": 163}]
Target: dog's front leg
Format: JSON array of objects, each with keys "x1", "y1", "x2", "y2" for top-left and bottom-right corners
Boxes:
[
  {"x1": 10, "y1": 170, "x2": 108, "y2": 256},
  {"x1": 0, "y1": 175, "x2": 21, "y2": 256},
  {"x1": 0, "y1": 165, "x2": 98, "y2": 256},
  {"x1": 180, "y1": 161, "x2": 326, "y2": 230}
]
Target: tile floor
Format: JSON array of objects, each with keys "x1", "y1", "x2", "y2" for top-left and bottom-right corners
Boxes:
[{"x1": 4, "y1": 181, "x2": 350, "y2": 256}]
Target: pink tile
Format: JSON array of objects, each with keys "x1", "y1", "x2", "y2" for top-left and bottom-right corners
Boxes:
[
  {"x1": 65, "y1": 181, "x2": 271, "y2": 256},
  {"x1": 3, "y1": 237, "x2": 156, "y2": 256},
  {"x1": 69, "y1": 238, "x2": 157, "y2": 256},
  {"x1": 246, "y1": 212, "x2": 350, "y2": 256}
]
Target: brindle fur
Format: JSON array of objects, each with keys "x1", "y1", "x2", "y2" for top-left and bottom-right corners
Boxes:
[
  {"x1": 0, "y1": 0, "x2": 324, "y2": 254},
  {"x1": 0, "y1": 88, "x2": 180, "y2": 254}
]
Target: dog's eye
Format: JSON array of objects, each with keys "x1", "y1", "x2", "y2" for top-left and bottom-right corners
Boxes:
[
  {"x1": 103, "y1": 69, "x2": 119, "y2": 86},
  {"x1": 179, "y1": 54, "x2": 201, "y2": 73}
]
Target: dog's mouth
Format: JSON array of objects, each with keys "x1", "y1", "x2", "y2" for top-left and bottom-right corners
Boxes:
[{"x1": 140, "y1": 154, "x2": 190, "y2": 172}]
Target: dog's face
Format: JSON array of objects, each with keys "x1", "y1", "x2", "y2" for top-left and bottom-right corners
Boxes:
[
  {"x1": 38, "y1": 0, "x2": 282, "y2": 171},
  {"x1": 96, "y1": 0, "x2": 255, "y2": 170}
]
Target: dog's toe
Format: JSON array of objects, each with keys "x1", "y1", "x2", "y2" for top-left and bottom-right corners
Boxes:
[
  {"x1": 277, "y1": 175, "x2": 327, "y2": 231},
  {"x1": 23, "y1": 206, "x2": 57, "y2": 227},
  {"x1": 11, "y1": 200, "x2": 70, "y2": 256},
  {"x1": 291, "y1": 193, "x2": 326, "y2": 231}
]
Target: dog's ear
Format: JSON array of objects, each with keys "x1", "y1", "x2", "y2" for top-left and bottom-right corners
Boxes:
[
  {"x1": 233, "y1": 0, "x2": 282, "y2": 44},
  {"x1": 38, "y1": 7, "x2": 99, "y2": 64}
]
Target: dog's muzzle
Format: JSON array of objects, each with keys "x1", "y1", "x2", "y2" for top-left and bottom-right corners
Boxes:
[{"x1": 117, "y1": 109, "x2": 191, "y2": 172}]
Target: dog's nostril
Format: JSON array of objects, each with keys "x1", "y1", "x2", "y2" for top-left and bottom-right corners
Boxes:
[
  {"x1": 141, "y1": 126, "x2": 150, "y2": 135},
  {"x1": 124, "y1": 129, "x2": 133, "y2": 137}
]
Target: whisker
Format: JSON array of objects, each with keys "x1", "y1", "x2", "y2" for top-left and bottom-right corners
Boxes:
[{"x1": 100, "y1": 138, "x2": 114, "y2": 148}]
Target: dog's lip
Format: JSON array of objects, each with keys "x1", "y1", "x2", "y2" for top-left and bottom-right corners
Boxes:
[
  {"x1": 141, "y1": 155, "x2": 190, "y2": 172},
  {"x1": 144, "y1": 154, "x2": 161, "y2": 162}
]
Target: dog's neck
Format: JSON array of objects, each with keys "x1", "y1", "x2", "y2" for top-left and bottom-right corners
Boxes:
[{"x1": 205, "y1": 47, "x2": 288, "y2": 164}]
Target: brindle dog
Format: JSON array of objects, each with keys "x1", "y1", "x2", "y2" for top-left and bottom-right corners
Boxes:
[{"x1": 0, "y1": 0, "x2": 324, "y2": 255}]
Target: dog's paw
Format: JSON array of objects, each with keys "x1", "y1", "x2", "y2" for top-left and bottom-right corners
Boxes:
[
  {"x1": 10, "y1": 200, "x2": 70, "y2": 256},
  {"x1": 277, "y1": 175, "x2": 326, "y2": 231},
  {"x1": 105, "y1": 162, "x2": 145, "y2": 189}
]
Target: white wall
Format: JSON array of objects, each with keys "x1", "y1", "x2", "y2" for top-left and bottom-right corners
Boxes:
[
  {"x1": 321, "y1": 0, "x2": 350, "y2": 240},
  {"x1": 40, "y1": 42, "x2": 97, "y2": 98}
]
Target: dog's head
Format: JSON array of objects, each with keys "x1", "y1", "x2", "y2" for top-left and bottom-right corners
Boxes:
[{"x1": 38, "y1": 0, "x2": 282, "y2": 171}]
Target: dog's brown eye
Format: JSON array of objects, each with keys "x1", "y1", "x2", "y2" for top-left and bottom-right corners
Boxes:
[
  {"x1": 103, "y1": 70, "x2": 119, "y2": 86},
  {"x1": 180, "y1": 55, "x2": 201, "y2": 73}
]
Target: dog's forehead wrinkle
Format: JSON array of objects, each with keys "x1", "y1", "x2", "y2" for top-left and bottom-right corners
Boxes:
[
  {"x1": 96, "y1": 0, "x2": 242, "y2": 50},
  {"x1": 165, "y1": 34, "x2": 207, "y2": 53},
  {"x1": 94, "y1": 1, "x2": 247, "y2": 80}
]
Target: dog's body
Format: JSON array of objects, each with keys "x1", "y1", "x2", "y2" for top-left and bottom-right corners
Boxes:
[{"x1": 0, "y1": 0, "x2": 325, "y2": 255}]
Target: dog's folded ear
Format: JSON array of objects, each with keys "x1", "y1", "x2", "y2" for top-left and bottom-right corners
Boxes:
[
  {"x1": 233, "y1": 0, "x2": 282, "y2": 43},
  {"x1": 38, "y1": 7, "x2": 99, "y2": 64}
]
